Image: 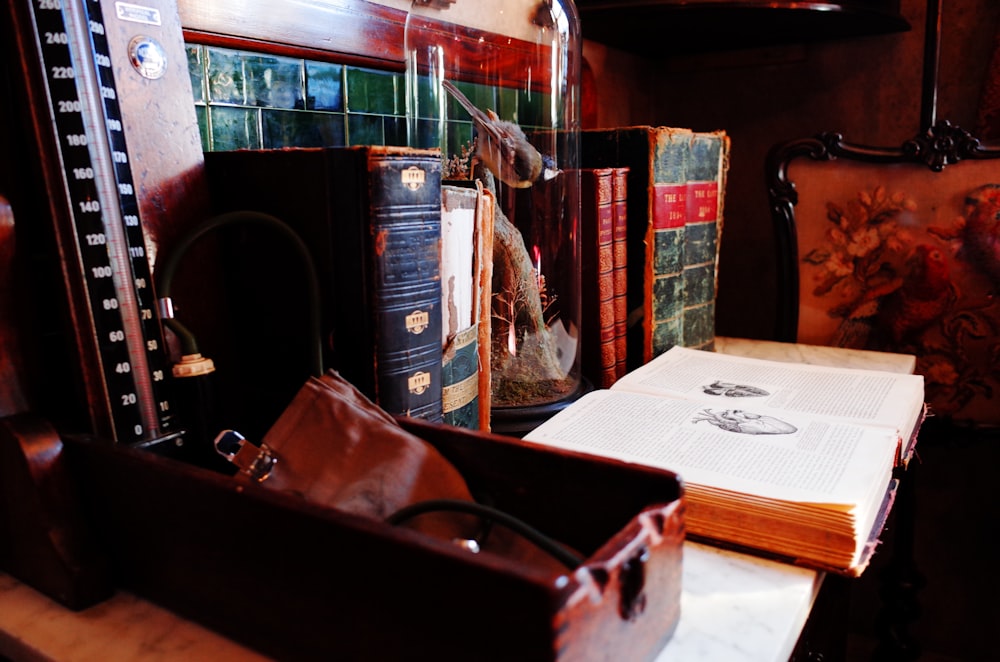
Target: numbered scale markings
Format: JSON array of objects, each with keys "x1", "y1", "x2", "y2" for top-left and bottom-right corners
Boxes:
[{"x1": 28, "y1": 0, "x2": 176, "y2": 443}]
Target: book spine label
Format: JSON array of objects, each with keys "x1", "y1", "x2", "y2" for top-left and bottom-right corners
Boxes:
[
  {"x1": 367, "y1": 151, "x2": 444, "y2": 420},
  {"x1": 688, "y1": 181, "x2": 719, "y2": 225},
  {"x1": 651, "y1": 185, "x2": 688, "y2": 231}
]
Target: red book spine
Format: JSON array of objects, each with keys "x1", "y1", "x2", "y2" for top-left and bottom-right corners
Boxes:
[
  {"x1": 580, "y1": 168, "x2": 617, "y2": 388},
  {"x1": 611, "y1": 167, "x2": 629, "y2": 379}
]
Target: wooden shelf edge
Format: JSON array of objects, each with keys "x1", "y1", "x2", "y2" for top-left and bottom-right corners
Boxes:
[{"x1": 177, "y1": 0, "x2": 409, "y2": 69}]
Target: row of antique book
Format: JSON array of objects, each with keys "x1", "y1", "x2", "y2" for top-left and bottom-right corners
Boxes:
[
  {"x1": 580, "y1": 127, "x2": 730, "y2": 389},
  {"x1": 201, "y1": 126, "x2": 729, "y2": 433},
  {"x1": 202, "y1": 134, "x2": 931, "y2": 577}
]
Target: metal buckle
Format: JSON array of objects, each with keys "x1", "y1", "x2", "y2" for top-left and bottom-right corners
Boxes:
[{"x1": 213, "y1": 429, "x2": 278, "y2": 483}]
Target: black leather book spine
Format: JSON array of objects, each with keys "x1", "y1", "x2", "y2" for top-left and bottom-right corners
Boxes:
[{"x1": 329, "y1": 146, "x2": 443, "y2": 421}]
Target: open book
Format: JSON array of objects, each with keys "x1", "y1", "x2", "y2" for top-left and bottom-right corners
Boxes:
[{"x1": 524, "y1": 346, "x2": 926, "y2": 575}]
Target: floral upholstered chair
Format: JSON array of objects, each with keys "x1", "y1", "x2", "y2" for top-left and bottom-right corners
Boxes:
[{"x1": 767, "y1": 122, "x2": 1000, "y2": 430}]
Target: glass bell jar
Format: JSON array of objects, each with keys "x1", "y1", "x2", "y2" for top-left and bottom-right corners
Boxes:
[{"x1": 405, "y1": 0, "x2": 582, "y2": 435}]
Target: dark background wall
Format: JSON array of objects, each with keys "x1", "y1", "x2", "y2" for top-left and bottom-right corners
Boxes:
[{"x1": 583, "y1": 0, "x2": 1000, "y2": 341}]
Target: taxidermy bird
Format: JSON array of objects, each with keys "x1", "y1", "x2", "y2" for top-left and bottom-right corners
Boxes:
[{"x1": 441, "y1": 79, "x2": 559, "y2": 188}]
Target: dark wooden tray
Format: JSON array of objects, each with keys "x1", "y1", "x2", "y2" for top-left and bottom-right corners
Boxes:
[{"x1": 0, "y1": 413, "x2": 684, "y2": 661}]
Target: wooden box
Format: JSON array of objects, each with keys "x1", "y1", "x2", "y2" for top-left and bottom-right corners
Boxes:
[{"x1": 0, "y1": 413, "x2": 683, "y2": 661}]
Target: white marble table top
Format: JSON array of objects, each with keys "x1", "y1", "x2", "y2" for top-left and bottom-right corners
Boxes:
[
  {"x1": 714, "y1": 336, "x2": 916, "y2": 374},
  {"x1": 0, "y1": 571, "x2": 268, "y2": 662},
  {"x1": 0, "y1": 337, "x2": 916, "y2": 661},
  {"x1": 0, "y1": 542, "x2": 819, "y2": 662},
  {"x1": 660, "y1": 337, "x2": 915, "y2": 660},
  {"x1": 659, "y1": 542, "x2": 820, "y2": 662}
]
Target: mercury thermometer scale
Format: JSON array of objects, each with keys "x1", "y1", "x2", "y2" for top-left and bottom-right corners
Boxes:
[{"x1": 27, "y1": 0, "x2": 177, "y2": 444}]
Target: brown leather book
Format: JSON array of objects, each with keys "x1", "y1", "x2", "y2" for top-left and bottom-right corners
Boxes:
[
  {"x1": 582, "y1": 127, "x2": 691, "y2": 369},
  {"x1": 580, "y1": 167, "x2": 617, "y2": 388},
  {"x1": 683, "y1": 131, "x2": 730, "y2": 351},
  {"x1": 611, "y1": 166, "x2": 630, "y2": 378}
]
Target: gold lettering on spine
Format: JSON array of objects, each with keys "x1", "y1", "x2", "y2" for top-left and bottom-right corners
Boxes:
[
  {"x1": 406, "y1": 309, "x2": 429, "y2": 334},
  {"x1": 401, "y1": 166, "x2": 425, "y2": 191},
  {"x1": 408, "y1": 371, "x2": 432, "y2": 394},
  {"x1": 442, "y1": 373, "x2": 478, "y2": 413}
]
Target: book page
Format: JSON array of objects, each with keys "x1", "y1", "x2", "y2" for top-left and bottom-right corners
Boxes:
[
  {"x1": 524, "y1": 389, "x2": 897, "y2": 507},
  {"x1": 613, "y1": 346, "x2": 924, "y2": 440},
  {"x1": 441, "y1": 186, "x2": 478, "y2": 344}
]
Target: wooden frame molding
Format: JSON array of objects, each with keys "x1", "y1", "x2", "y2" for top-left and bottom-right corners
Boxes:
[{"x1": 178, "y1": 0, "x2": 410, "y2": 70}]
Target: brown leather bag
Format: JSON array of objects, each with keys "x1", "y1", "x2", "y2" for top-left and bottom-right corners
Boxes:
[
  {"x1": 215, "y1": 370, "x2": 579, "y2": 571},
  {"x1": 216, "y1": 370, "x2": 477, "y2": 541}
]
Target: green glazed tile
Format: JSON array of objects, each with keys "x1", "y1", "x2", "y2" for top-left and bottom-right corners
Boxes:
[
  {"x1": 194, "y1": 105, "x2": 209, "y2": 152},
  {"x1": 188, "y1": 45, "x2": 548, "y2": 156},
  {"x1": 311, "y1": 113, "x2": 347, "y2": 147},
  {"x1": 346, "y1": 67, "x2": 400, "y2": 114},
  {"x1": 446, "y1": 120, "x2": 474, "y2": 160},
  {"x1": 517, "y1": 87, "x2": 554, "y2": 128},
  {"x1": 262, "y1": 109, "x2": 345, "y2": 148},
  {"x1": 209, "y1": 106, "x2": 260, "y2": 150},
  {"x1": 383, "y1": 117, "x2": 407, "y2": 146},
  {"x1": 205, "y1": 47, "x2": 246, "y2": 105},
  {"x1": 306, "y1": 61, "x2": 343, "y2": 111},
  {"x1": 186, "y1": 45, "x2": 204, "y2": 104},
  {"x1": 412, "y1": 74, "x2": 443, "y2": 121},
  {"x1": 244, "y1": 54, "x2": 304, "y2": 109},
  {"x1": 441, "y1": 80, "x2": 473, "y2": 120},
  {"x1": 347, "y1": 113, "x2": 384, "y2": 146},
  {"x1": 444, "y1": 83, "x2": 516, "y2": 124},
  {"x1": 468, "y1": 84, "x2": 498, "y2": 117},
  {"x1": 441, "y1": 81, "x2": 499, "y2": 123},
  {"x1": 496, "y1": 85, "x2": 520, "y2": 123},
  {"x1": 411, "y1": 118, "x2": 442, "y2": 150}
]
